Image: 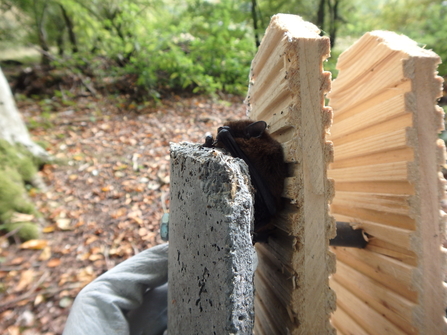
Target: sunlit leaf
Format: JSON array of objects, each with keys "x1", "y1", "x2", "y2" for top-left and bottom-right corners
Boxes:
[
  {"x1": 34, "y1": 294, "x2": 45, "y2": 306},
  {"x1": 39, "y1": 247, "x2": 52, "y2": 261},
  {"x1": 47, "y1": 258, "x2": 61, "y2": 268},
  {"x1": 42, "y1": 225, "x2": 56, "y2": 233},
  {"x1": 20, "y1": 240, "x2": 48, "y2": 250},
  {"x1": 16, "y1": 270, "x2": 35, "y2": 291},
  {"x1": 56, "y1": 218, "x2": 73, "y2": 231},
  {"x1": 11, "y1": 213, "x2": 35, "y2": 223}
]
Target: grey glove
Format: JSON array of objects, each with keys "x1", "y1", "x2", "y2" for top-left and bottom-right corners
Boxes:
[{"x1": 63, "y1": 243, "x2": 169, "y2": 335}]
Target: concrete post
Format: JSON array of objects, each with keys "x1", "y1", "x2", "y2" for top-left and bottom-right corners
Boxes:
[{"x1": 168, "y1": 142, "x2": 256, "y2": 335}]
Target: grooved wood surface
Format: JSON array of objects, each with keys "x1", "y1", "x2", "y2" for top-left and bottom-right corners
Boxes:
[
  {"x1": 246, "y1": 13, "x2": 336, "y2": 335},
  {"x1": 327, "y1": 31, "x2": 447, "y2": 334}
]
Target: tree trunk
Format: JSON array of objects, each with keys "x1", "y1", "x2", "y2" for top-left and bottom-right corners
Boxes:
[
  {"x1": 251, "y1": 0, "x2": 260, "y2": 48},
  {"x1": 33, "y1": 0, "x2": 51, "y2": 65},
  {"x1": 328, "y1": 0, "x2": 340, "y2": 47},
  {"x1": 60, "y1": 4, "x2": 78, "y2": 53},
  {"x1": 0, "y1": 67, "x2": 50, "y2": 162},
  {"x1": 316, "y1": 0, "x2": 326, "y2": 29}
]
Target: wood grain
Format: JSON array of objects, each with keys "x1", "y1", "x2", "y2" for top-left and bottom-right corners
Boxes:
[
  {"x1": 246, "y1": 14, "x2": 335, "y2": 334},
  {"x1": 328, "y1": 31, "x2": 446, "y2": 334}
]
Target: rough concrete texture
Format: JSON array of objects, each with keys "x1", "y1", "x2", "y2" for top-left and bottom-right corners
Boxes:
[{"x1": 168, "y1": 142, "x2": 256, "y2": 335}]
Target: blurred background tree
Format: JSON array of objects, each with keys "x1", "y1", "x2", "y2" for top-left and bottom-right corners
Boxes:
[{"x1": 0, "y1": 0, "x2": 445, "y2": 98}]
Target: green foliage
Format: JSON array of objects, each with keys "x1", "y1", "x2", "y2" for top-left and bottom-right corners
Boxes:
[
  {"x1": 113, "y1": 0, "x2": 256, "y2": 95},
  {"x1": 0, "y1": 0, "x2": 353, "y2": 95},
  {"x1": 372, "y1": 0, "x2": 447, "y2": 76},
  {"x1": 440, "y1": 105, "x2": 447, "y2": 143},
  {"x1": 2, "y1": 0, "x2": 256, "y2": 96},
  {"x1": 338, "y1": 0, "x2": 447, "y2": 76},
  {"x1": 2, "y1": 0, "x2": 446, "y2": 97}
]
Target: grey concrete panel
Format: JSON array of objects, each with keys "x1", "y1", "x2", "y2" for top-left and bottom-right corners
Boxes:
[{"x1": 168, "y1": 142, "x2": 255, "y2": 335}]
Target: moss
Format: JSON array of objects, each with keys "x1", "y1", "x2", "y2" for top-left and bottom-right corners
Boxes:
[
  {"x1": 1, "y1": 222, "x2": 40, "y2": 240},
  {"x1": 0, "y1": 140, "x2": 41, "y2": 240},
  {"x1": 0, "y1": 139, "x2": 38, "y2": 182},
  {"x1": 0, "y1": 170, "x2": 34, "y2": 213}
]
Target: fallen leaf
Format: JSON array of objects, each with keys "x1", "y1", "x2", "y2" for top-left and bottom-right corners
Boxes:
[
  {"x1": 6, "y1": 326, "x2": 20, "y2": 335},
  {"x1": 1, "y1": 310, "x2": 14, "y2": 320},
  {"x1": 58, "y1": 273, "x2": 74, "y2": 286},
  {"x1": 0, "y1": 236, "x2": 9, "y2": 248},
  {"x1": 157, "y1": 169, "x2": 170, "y2": 184},
  {"x1": 90, "y1": 246, "x2": 101, "y2": 254},
  {"x1": 142, "y1": 231, "x2": 156, "y2": 242},
  {"x1": 42, "y1": 225, "x2": 56, "y2": 233},
  {"x1": 56, "y1": 218, "x2": 73, "y2": 230},
  {"x1": 138, "y1": 227, "x2": 148, "y2": 236},
  {"x1": 134, "y1": 185, "x2": 145, "y2": 192},
  {"x1": 108, "y1": 247, "x2": 120, "y2": 256},
  {"x1": 10, "y1": 257, "x2": 25, "y2": 265},
  {"x1": 15, "y1": 269, "x2": 35, "y2": 291},
  {"x1": 17, "y1": 299, "x2": 29, "y2": 306},
  {"x1": 34, "y1": 294, "x2": 45, "y2": 306},
  {"x1": 128, "y1": 210, "x2": 143, "y2": 225},
  {"x1": 88, "y1": 253, "x2": 103, "y2": 261},
  {"x1": 39, "y1": 247, "x2": 52, "y2": 261},
  {"x1": 85, "y1": 235, "x2": 99, "y2": 245},
  {"x1": 20, "y1": 239, "x2": 48, "y2": 250},
  {"x1": 147, "y1": 181, "x2": 161, "y2": 190},
  {"x1": 75, "y1": 220, "x2": 85, "y2": 227},
  {"x1": 111, "y1": 208, "x2": 127, "y2": 218},
  {"x1": 101, "y1": 185, "x2": 112, "y2": 192},
  {"x1": 113, "y1": 164, "x2": 128, "y2": 171},
  {"x1": 47, "y1": 258, "x2": 61, "y2": 268},
  {"x1": 59, "y1": 296, "x2": 73, "y2": 308},
  {"x1": 77, "y1": 252, "x2": 91, "y2": 261},
  {"x1": 68, "y1": 174, "x2": 78, "y2": 180},
  {"x1": 77, "y1": 266, "x2": 95, "y2": 285},
  {"x1": 11, "y1": 213, "x2": 35, "y2": 223}
]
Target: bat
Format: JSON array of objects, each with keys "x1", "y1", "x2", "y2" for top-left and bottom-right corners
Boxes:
[{"x1": 203, "y1": 120, "x2": 287, "y2": 243}]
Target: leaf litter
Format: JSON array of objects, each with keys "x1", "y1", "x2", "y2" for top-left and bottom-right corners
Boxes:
[{"x1": 0, "y1": 94, "x2": 245, "y2": 334}]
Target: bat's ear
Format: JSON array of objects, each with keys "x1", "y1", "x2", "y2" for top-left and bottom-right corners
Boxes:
[{"x1": 245, "y1": 121, "x2": 267, "y2": 138}]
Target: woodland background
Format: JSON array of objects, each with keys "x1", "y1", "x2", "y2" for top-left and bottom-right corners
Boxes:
[
  {"x1": 0, "y1": 0, "x2": 446, "y2": 334},
  {"x1": 1, "y1": 0, "x2": 447, "y2": 97}
]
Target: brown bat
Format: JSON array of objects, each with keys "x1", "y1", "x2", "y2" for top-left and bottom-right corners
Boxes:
[{"x1": 204, "y1": 120, "x2": 287, "y2": 243}]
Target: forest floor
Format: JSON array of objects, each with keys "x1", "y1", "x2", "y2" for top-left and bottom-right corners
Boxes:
[{"x1": 0, "y1": 92, "x2": 245, "y2": 335}]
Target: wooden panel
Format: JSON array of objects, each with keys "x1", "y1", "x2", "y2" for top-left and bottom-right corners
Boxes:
[
  {"x1": 332, "y1": 261, "x2": 418, "y2": 334},
  {"x1": 332, "y1": 305, "x2": 369, "y2": 335},
  {"x1": 247, "y1": 14, "x2": 336, "y2": 334},
  {"x1": 334, "y1": 128, "x2": 409, "y2": 161},
  {"x1": 330, "y1": 279, "x2": 408, "y2": 335},
  {"x1": 328, "y1": 31, "x2": 447, "y2": 334}
]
